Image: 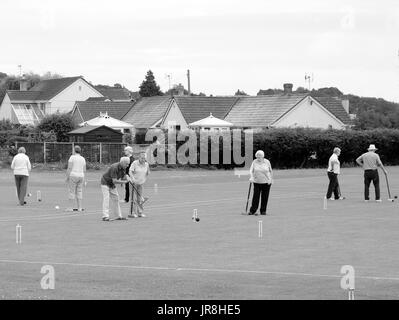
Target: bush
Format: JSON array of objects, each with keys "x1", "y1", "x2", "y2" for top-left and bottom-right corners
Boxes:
[{"x1": 37, "y1": 113, "x2": 76, "y2": 142}]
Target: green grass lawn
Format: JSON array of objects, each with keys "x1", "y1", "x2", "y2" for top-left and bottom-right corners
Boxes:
[{"x1": 0, "y1": 167, "x2": 398, "y2": 300}]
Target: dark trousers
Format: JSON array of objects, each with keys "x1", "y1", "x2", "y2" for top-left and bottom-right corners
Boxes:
[
  {"x1": 125, "y1": 182, "x2": 130, "y2": 202},
  {"x1": 14, "y1": 175, "x2": 28, "y2": 205},
  {"x1": 250, "y1": 183, "x2": 271, "y2": 214},
  {"x1": 326, "y1": 172, "x2": 340, "y2": 199},
  {"x1": 364, "y1": 170, "x2": 380, "y2": 200}
]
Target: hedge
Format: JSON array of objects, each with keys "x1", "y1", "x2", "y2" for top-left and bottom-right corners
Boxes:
[{"x1": 143, "y1": 128, "x2": 399, "y2": 169}]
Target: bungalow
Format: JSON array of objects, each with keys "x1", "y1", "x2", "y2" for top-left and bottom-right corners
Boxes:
[
  {"x1": 0, "y1": 76, "x2": 103, "y2": 125},
  {"x1": 71, "y1": 100, "x2": 135, "y2": 124},
  {"x1": 225, "y1": 84, "x2": 352, "y2": 129}
]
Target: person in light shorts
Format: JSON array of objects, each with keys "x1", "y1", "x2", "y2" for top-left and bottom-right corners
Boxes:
[{"x1": 66, "y1": 145, "x2": 86, "y2": 211}]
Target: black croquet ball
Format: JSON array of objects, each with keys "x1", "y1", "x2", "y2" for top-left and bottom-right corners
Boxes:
[
  {"x1": 395, "y1": 196, "x2": 398, "y2": 199},
  {"x1": 195, "y1": 218, "x2": 200, "y2": 222}
]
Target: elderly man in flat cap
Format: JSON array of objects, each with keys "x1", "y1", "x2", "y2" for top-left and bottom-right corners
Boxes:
[{"x1": 356, "y1": 144, "x2": 387, "y2": 202}]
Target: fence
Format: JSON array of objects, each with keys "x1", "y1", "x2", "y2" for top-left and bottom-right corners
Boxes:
[{"x1": 14, "y1": 142, "x2": 150, "y2": 164}]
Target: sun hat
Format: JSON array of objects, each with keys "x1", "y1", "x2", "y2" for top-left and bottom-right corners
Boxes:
[{"x1": 368, "y1": 144, "x2": 377, "y2": 151}]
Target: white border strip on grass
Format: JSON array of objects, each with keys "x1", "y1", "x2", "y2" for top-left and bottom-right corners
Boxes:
[{"x1": 0, "y1": 259, "x2": 399, "y2": 282}]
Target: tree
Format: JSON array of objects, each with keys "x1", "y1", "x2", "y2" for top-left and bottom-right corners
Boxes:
[
  {"x1": 138, "y1": 70, "x2": 163, "y2": 97},
  {"x1": 37, "y1": 113, "x2": 76, "y2": 142},
  {"x1": 235, "y1": 89, "x2": 248, "y2": 96},
  {"x1": 113, "y1": 83, "x2": 123, "y2": 88}
]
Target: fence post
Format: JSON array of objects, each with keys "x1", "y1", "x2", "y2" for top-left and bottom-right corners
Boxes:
[
  {"x1": 43, "y1": 142, "x2": 46, "y2": 164},
  {"x1": 72, "y1": 142, "x2": 75, "y2": 154},
  {"x1": 99, "y1": 143, "x2": 102, "y2": 164},
  {"x1": 15, "y1": 141, "x2": 18, "y2": 149}
]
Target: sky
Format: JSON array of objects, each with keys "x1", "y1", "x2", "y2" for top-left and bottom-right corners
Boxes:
[{"x1": 1, "y1": 0, "x2": 399, "y2": 101}]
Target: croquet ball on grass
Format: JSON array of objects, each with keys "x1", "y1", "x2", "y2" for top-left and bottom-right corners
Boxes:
[
  {"x1": 195, "y1": 217, "x2": 200, "y2": 222},
  {"x1": 55, "y1": 205, "x2": 60, "y2": 210},
  {"x1": 395, "y1": 196, "x2": 398, "y2": 199}
]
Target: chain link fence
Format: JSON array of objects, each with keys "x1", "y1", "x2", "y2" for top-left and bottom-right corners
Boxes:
[{"x1": 14, "y1": 142, "x2": 141, "y2": 164}]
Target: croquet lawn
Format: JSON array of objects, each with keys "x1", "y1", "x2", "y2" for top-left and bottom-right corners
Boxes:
[{"x1": 0, "y1": 166, "x2": 398, "y2": 300}]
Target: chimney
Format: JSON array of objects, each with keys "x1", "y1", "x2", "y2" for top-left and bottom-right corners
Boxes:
[
  {"x1": 283, "y1": 83, "x2": 293, "y2": 94},
  {"x1": 187, "y1": 69, "x2": 191, "y2": 95},
  {"x1": 19, "y1": 74, "x2": 28, "y2": 91},
  {"x1": 341, "y1": 97, "x2": 350, "y2": 114},
  {"x1": 176, "y1": 83, "x2": 185, "y2": 96}
]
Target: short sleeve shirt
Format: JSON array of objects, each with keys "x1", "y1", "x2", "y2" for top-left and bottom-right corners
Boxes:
[
  {"x1": 101, "y1": 163, "x2": 126, "y2": 188},
  {"x1": 327, "y1": 153, "x2": 340, "y2": 174},
  {"x1": 129, "y1": 160, "x2": 149, "y2": 185},
  {"x1": 68, "y1": 154, "x2": 86, "y2": 178},
  {"x1": 356, "y1": 152, "x2": 382, "y2": 170},
  {"x1": 250, "y1": 159, "x2": 272, "y2": 184}
]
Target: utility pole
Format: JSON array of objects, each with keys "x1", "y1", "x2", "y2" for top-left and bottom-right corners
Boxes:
[
  {"x1": 187, "y1": 69, "x2": 191, "y2": 95},
  {"x1": 18, "y1": 65, "x2": 22, "y2": 77}
]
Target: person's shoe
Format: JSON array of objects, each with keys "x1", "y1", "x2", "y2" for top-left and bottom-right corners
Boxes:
[
  {"x1": 376, "y1": 199, "x2": 382, "y2": 202},
  {"x1": 254, "y1": 212, "x2": 259, "y2": 216},
  {"x1": 78, "y1": 208, "x2": 85, "y2": 212},
  {"x1": 335, "y1": 197, "x2": 346, "y2": 200},
  {"x1": 116, "y1": 217, "x2": 127, "y2": 220},
  {"x1": 364, "y1": 200, "x2": 370, "y2": 202},
  {"x1": 128, "y1": 214, "x2": 138, "y2": 218},
  {"x1": 138, "y1": 214, "x2": 146, "y2": 218},
  {"x1": 102, "y1": 217, "x2": 110, "y2": 221},
  {"x1": 328, "y1": 198, "x2": 335, "y2": 200},
  {"x1": 248, "y1": 212, "x2": 255, "y2": 215},
  {"x1": 260, "y1": 212, "x2": 266, "y2": 215}
]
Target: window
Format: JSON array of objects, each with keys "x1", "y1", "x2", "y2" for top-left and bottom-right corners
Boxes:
[
  {"x1": 79, "y1": 86, "x2": 82, "y2": 91},
  {"x1": 12, "y1": 104, "x2": 39, "y2": 125}
]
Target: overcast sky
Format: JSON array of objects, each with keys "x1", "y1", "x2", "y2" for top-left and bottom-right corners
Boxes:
[{"x1": 2, "y1": 0, "x2": 399, "y2": 101}]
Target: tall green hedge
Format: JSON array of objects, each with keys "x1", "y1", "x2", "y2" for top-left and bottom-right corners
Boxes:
[
  {"x1": 253, "y1": 128, "x2": 399, "y2": 168},
  {"x1": 141, "y1": 128, "x2": 399, "y2": 169}
]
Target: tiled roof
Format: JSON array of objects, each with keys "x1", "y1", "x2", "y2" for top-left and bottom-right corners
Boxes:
[
  {"x1": 312, "y1": 96, "x2": 352, "y2": 125},
  {"x1": 225, "y1": 94, "x2": 307, "y2": 127},
  {"x1": 95, "y1": 87, "x2": 132, "y2": 101},
  {"x1": 86, "y1": 97, "x2": 110, "y2": 101},
  {"x1": 173, "y1": 96, "x2": 239, "y2": 124},
  {"x1": 7, "y1": 76, "x2": 98, "y2": 102},
  {"x1": 67, "y1": 125, "x2": 123, "y2": 135},
  {"x1": 7, "y1": 90, "x2": 42, "y2": 101},
  {"x1": 74, "y1": 101, "x2": 135, "y2": 122},
  {"x1": 121, "y1": 96, "x2": 171, "y2": 128},
  {"x1": 29, "y1": 76, "x2": 84, "y2": 100}
]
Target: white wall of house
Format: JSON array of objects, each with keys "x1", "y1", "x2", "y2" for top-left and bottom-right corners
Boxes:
[
  {"x1": 48, "y1": 78, "x2": 103, "y2": 114},
  {"x1": 0, "y1": 94, "x2": 12, "y2": 121},
  {"x1": 272, "y1": 97, "x2": 345, "y2": 129},
  {"x1": 162, "y1": 100, "x2": 188, "y2": 130}
]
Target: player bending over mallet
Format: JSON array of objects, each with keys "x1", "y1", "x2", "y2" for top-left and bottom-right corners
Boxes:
[{"x1": 100, "y1": 157, "x2": 131, "y2": 221}]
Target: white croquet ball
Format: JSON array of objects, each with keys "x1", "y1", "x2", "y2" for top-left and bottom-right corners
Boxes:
[{"x1": 55, "y1": 205, "x2": 60, "y2": 210}]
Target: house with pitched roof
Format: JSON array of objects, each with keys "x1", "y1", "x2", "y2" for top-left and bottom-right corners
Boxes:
[
  {"x1": 71, "y1": 100, "x2": 135, "y2": 125},
  {"x1": 161, "y1": 96, "x2": 239, "y2": 130},
  {"x1": 225, "y1": 84, "x2": 352, "y2": 129},
  {"x1": 121, "y1": 96, "x2": 171, "y2": 130},
  {"x1": 0, "y1": 76, "x2": 103, "y2": 125}
]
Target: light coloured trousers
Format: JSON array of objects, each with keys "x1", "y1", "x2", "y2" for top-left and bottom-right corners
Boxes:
[
  {"x1": 131, "y1": 183, "x2": 144, "y2": 215},
  {"x1": 101, "y1": 185, "x2": 122, "y2": 219}
]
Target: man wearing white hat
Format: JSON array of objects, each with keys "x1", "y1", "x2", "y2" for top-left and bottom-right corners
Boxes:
[{"x1": 356, "y1": 144, "x2": 387, "y2": 202}]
